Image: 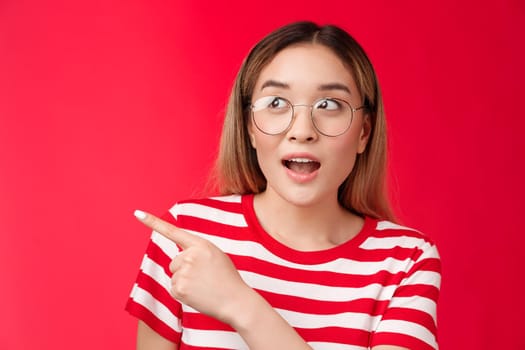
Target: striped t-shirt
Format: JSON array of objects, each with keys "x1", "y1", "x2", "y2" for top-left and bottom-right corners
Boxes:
[{"x1": 126, "y1": 194, "x2": 441, "y2": 349}]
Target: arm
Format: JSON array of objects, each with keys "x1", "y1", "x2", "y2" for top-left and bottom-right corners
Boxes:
[
  {"x1": 232, "y1": 292, "x2": 406, "y2": 350},
  {"x1": 137, "y1": 320, "x2": 178, "y2": 350},
  {"x1": 370, "y1": 235, "x2": 441, "y2": 350},
  {"x1": 137, "y1": 314, "x2": 407, "y2": 350},
  {"x1": 135, "y1": 209, "x2": 312, "y2": 350},
  {"x1": 133, "y1": 210, "x2": 424, "y2": 350},
  {"x1": 137, "y1": 315, "x2": 407, "y2": 350},
  {"x1": 223, "y1": 285, "x2": 312, "y2": 350}
]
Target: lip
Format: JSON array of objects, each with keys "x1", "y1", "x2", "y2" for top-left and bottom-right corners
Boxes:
[
  {"x1": 282, "y1": 152, "x2": 321, "y2": 163},
  {"x1": 281, "y1": 152, "x2": 321, "y2": 184}
]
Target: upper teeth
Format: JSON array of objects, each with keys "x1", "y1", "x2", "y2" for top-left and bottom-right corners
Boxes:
[{"x1": 289, "y1": 158, "x2": 314, "y2": 163}]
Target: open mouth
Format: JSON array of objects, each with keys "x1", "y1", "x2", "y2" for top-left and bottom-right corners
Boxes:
[{"x1": 282, "y1": 158, "x2": 321, "y2": 174}]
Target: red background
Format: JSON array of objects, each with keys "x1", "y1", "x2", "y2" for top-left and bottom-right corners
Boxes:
[{"x1": 1, "y1": 0, "x2": 524, "y2": 349}]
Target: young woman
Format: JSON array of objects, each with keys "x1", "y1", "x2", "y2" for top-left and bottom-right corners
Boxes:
[{"x1": 126, "y1": 21, "x2": 441, "y2": 350}]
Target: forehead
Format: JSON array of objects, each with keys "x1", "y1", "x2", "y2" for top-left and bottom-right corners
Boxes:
[{"x1": 254, "y1": 43, "x2": 359, "y2": 98}]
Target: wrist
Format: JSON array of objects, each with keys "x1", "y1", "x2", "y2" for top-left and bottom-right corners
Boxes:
[
  {"x1": 221, "y1": 284, "x2": 267, "y2": 331},
  {"x1": 223, "y1": 287, "x2": 313, "y2": 350}
]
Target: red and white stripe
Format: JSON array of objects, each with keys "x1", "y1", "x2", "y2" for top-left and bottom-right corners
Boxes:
[{"x1": 126, "y1": 195, "x2": 441, "y2": 350}]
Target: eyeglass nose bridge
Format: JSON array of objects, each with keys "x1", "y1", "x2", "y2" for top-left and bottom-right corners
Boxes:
[
  {"x1": 286, "y1": 102, "x2": 337, "y2": 137},
  {"x1": 286, "y1": 103, "x2": 315, "y2": 128}
]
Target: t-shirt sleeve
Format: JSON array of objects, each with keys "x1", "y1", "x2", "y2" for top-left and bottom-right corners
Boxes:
[
  {"x1": 371, "y1": 239, "x2": 442, "y2": 350},
  {"x1": 125, "y1": 209, "x2": 183, "y2": 344}
]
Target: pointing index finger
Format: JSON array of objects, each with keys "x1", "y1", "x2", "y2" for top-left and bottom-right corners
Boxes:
[{"x1": 134, "y1": 209, "x2": 197, "y2": 249}]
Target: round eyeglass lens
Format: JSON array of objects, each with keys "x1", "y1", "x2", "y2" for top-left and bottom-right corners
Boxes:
[
  {"x1": 311, "y1": 98, "x2": 353, "y2": 136},
  {"x1": 251, "y1": 96, "x2": 293, "y2": 135}
]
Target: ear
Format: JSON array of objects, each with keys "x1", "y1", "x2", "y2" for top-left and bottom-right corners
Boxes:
[
  {"x1": 247, "y1": 122, "x2": 257, "y2": 149},
  {"x1": 357, "y1": 115, "x2": 371, "y2": 154}
]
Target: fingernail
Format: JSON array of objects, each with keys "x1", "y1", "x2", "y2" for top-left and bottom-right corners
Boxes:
[{"x1": 134, "y1": 209, "x2": 147, "y2": 220}]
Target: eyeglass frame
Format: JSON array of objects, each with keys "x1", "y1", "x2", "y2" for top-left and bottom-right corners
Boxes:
[{"x1": 249, "y1": 95, "x2": 368, "y2": 137}]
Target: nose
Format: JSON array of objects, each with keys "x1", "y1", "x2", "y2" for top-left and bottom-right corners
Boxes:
[{"x1": 286, "y1": 105, "x2": 318, "y2": 142}]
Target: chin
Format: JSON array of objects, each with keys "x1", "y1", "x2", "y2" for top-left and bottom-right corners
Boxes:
[{"x1": 271, "y1": 186, "x2": 334, "y2": 209}]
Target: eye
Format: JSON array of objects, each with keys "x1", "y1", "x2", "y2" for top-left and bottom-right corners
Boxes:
[
  {"x1": 315, "y1": 98, "x2": 343, "y2": 111},
  {"x1": 267, "y1": 96, "x2": 288, "y2": 109},
  {"x1": 252, "y1": 96, "x2": 289, "y2": 112}
]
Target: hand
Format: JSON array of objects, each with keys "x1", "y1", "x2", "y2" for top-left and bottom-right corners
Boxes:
[{"x1": 134, "y1": 209, "x2": 253, "y2": 325}]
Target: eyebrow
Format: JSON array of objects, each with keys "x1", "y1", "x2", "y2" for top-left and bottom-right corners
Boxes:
[
  {"x1": 318, "y1": 83, "x2": 351, "y2": 94},
  {"x1": 260, "y1": 80, "x2": 289, "y2": 90},
  {"x1": 260, "y1": 80, "x2": 351, "y2": 94}
]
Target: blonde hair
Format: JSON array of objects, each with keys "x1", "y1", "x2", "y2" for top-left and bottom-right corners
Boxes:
[{"x1": 213, "y1": 21, "x2": 395, "y2": 221}]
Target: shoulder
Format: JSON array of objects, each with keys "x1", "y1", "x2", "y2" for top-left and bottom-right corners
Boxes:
[
  {"x1": 362, "y1": 218, "x2": 440, "y2": 261},
  {"x1": 146, "y1": 195, "x2": 247, "y2": 260},
  {"x1": 166, "y1": 195, "x2": 242, "y2": 216},
  {"x1": 163, "y1": 194, "x2": 247, "y2": 228}
]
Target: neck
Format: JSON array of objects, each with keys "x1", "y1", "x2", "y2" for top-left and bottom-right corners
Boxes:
[{"x1": 253, "y1": 190, "x2": 363, "y2": 251}]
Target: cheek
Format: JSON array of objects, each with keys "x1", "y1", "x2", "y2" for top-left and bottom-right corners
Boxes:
[
  {"x1": 333, "y1": 129, "x2": 363, "y2": 154},
  {"x1": 339, "y1": 121, "x2": 370, "y2": 156},
  {"x1": 326, "y1": 133, "x2": 362, "y2": 175},
  {"x1": 333, "y1": 144, "x2": 358, "y2": 169},
  {"x1": 252, "y1": 135, "x2": 279, "y2": 168}
]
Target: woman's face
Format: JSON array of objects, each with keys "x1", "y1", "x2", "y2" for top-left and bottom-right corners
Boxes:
[{"x1": 248, "y1": 44, "x2": 371, "y2": 208}]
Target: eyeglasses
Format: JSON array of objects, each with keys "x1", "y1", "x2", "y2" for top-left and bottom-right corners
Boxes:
[{"x1": 251, "y1": 96, "x2": 366, "y2": 137}]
